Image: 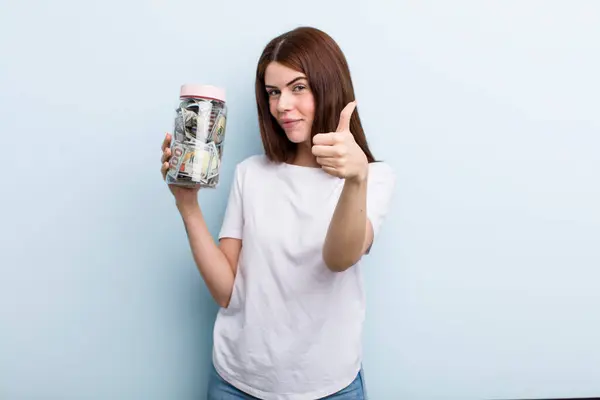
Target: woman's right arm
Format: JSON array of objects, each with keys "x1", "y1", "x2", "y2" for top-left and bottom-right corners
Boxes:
[
  {"x1": 177, "y1": 200, "x2": 241, "y2": 308},
  {"x1": 161, "y1": 132, "x2": 241, "y2": 308}
]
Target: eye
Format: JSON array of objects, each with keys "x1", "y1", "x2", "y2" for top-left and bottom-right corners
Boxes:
[
  {"x1": 267, "y1": 89, "x2": 280, "y2": 97},
  {"x1": 293, "y1": 84, "x2": 307, "y2": 92}
]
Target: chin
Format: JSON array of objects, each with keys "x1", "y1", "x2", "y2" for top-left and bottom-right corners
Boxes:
[
  {"x1": 284, "y1": 130, "x2": 311, "y2": 144},
  {"x1": 286, "y1": 134, "x2": 309, "y2": 144}
]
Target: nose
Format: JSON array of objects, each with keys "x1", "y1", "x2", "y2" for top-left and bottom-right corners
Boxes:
[{"x1": 276, "y1": 90, "x2": 293, "y2": 114}]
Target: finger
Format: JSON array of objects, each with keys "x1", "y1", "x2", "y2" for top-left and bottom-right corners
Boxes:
[
  {"x1": 336, "y1": 101, "x2": 357, "y2": 132},
  {"x1": 321, "y1": 166, "x2": 343, "y2": 178},
  {"x1": 312, "y1": 132, "x2": 337, "y2": 146},
  {"x1": 161, "y1": 132, "x2": 172, "y2": 151},
  {"x1": 312, "y1": 145, "x2": 340, "y2": 158},
  {"x1": 161, "y1": 148, "x2": 171, "y2": 163},
  {"x1": 316, "y1": 157, "x2": 338, "y2": 168},
  {"x1": 161, "y1": 162, "x2": 169, "y2": 180}
]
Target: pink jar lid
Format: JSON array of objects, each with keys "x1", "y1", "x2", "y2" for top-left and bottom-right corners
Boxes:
[{"x1": 180, "y1": 84, "x2": 226, "y2": 102}]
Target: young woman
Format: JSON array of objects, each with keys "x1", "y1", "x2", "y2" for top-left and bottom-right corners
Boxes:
[{"x1": 160, "y1": 26, "x2": 395, "y2": 400}]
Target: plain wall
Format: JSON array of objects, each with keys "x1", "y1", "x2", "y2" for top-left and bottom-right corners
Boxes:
[{"x1": 1, "y1": 1, "x2": 599, "y2": 399}]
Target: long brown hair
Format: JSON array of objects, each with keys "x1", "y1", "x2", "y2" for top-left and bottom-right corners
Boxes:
[{"x1": 255, "y1": 26, "x2": 377, "y2": 164}]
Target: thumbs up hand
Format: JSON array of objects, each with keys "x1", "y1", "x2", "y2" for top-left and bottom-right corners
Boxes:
[{"x1": 311, "y1": 101, "x2": 368, "y2": 182}]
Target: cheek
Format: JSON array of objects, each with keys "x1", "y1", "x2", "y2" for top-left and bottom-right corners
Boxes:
[{"x1": 300, "y1": 96, "x2": 315, "y2": 120}]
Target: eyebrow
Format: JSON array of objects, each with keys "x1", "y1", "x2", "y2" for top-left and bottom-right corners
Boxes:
[{"x1": 265, "y1": 76, "x2": 307, "y2": 89}]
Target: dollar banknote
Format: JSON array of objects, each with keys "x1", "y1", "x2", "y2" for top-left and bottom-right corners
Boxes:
[
  {"x1": 210, "y1": 111, "x2": 227, "y2": 145},
  {"x1": 174, "y1": 99, "x2": 212, "y2": 143},
  {"x1": 171, "y1": 141, "x2": 220, "y2": 184},
  {"x1": 167, "y1": 142, "x2": 186, "y2": 180}
]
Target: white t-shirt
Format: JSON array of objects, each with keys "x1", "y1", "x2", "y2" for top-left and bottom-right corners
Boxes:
[{"x1": 212, "y1": 154, "x2": 395, "y2": 399}]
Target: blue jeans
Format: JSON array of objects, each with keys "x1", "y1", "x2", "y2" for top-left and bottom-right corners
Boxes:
[{"x1": 207, "y1": 365, "x2": 367, "y2": 399}]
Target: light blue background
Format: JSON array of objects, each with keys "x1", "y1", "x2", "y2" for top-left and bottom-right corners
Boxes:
[{"x1": 1, "y1": 1, "x2": 599, "y2": 399}]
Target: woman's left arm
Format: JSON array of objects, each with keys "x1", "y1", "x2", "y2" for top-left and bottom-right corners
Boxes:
[
  {"x1": 322, "y1": 175, "x2": 373, "y2": 272},
  {"x1": 312, "y1": 101, "x2": 374, "y2": 272}
]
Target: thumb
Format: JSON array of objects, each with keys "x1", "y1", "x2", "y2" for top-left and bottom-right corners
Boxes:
[{"x1": 336, "y1": 101, "x2": 357, "y2": 132}]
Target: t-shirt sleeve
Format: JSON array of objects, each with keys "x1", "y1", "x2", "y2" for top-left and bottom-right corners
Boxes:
[
  {"x1": 366, "y1": 162, "x2": 396, "y2": 251},
  {"x1": 218, "y1": 164, "x2": 244, "y2": 240}
]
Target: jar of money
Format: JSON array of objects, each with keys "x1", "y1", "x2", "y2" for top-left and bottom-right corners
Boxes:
[{"x1": 166, "y1": 84, "x2": 227, "y2": 188}]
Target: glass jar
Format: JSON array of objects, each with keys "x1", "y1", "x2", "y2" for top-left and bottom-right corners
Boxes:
[{"x1": 166, "y1": 84, "x2": 227, "y2": 188}]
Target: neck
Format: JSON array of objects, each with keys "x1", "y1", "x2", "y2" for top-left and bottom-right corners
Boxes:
[{"x1": 289, "y1": 141, "x2": 319, "y2": 168}]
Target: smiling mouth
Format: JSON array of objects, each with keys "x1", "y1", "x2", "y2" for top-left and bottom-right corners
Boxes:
[{"x1": 281, "y1": 119, "x2": 301, "y2": 127}]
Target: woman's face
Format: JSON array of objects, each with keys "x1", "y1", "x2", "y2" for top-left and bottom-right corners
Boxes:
[{"x1": 264, "y1": 62, "x2": 315, "y2": 144}]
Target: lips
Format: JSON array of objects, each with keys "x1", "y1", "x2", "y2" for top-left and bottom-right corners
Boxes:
[{"x1": 281, "y1": 119, "x2": 301, "y2": 128}]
